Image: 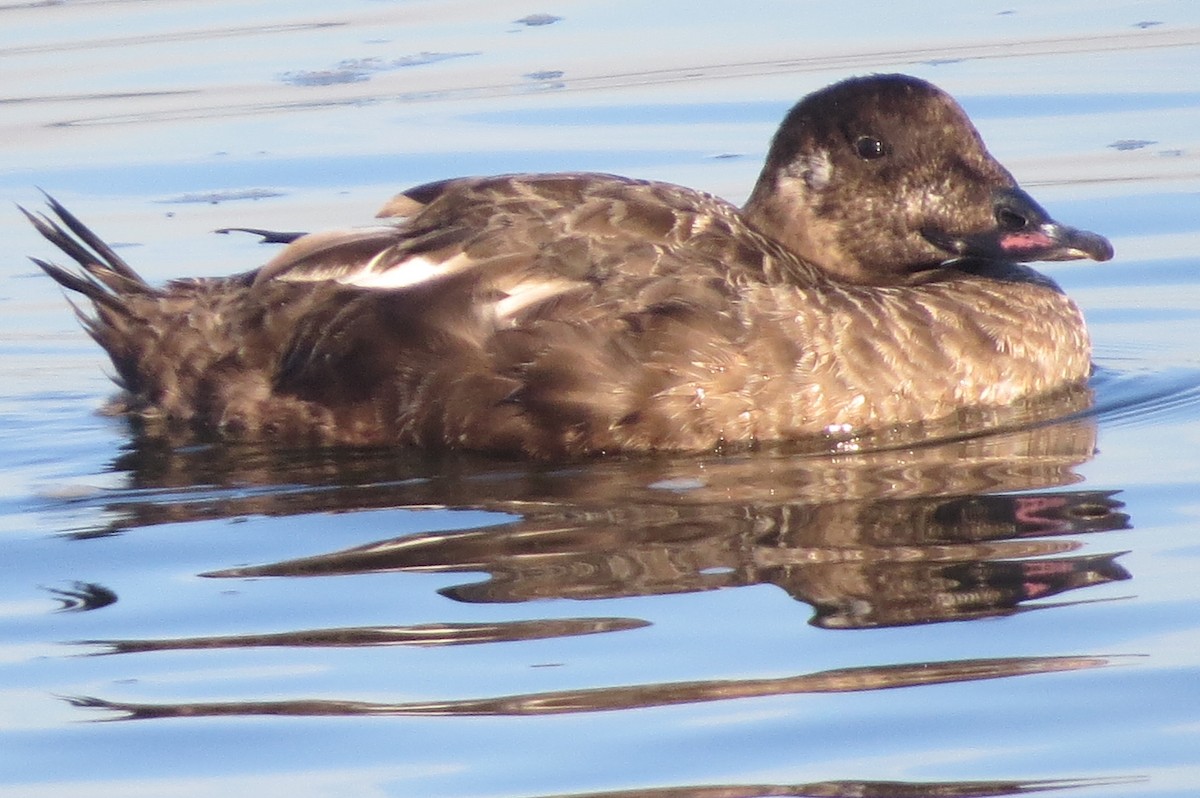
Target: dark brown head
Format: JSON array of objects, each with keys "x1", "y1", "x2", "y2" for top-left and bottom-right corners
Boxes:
[{"x1": 742, "y1": 74, "x2": 1113, "y2": 283}]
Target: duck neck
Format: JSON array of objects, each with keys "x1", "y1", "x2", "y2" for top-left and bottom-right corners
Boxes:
[{"x1": 743, "y1": 177, "x2": 885, "y2": 284}]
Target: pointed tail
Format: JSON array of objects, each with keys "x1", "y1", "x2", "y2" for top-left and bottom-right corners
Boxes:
[
  {"x1": 22, "y1": 194, "x2": 154, "y2": 313},
  {"x1": 23, "y1": 196, "x2": 163, "y2": 396}
]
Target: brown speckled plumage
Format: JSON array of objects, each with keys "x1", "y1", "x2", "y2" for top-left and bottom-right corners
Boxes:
[{"x1": 27, "y1": 75, "x2": 1112, "y2": 458}]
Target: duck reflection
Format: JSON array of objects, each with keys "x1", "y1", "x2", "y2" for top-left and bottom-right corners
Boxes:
[
  {"x1": 86, "y1": 617, "x2": 649, "y2": 655},
  {"x1": 73, "y1": 398, "x2": 1131, "y2": 634},
  {"x1": 73, "y1": 653, "x2": 1109, "y2": 720},
  {"x1": 175, "y1": 401, "x2": 1127, "y2": 630},
  {"x1": 206, "y1": 487, "x2": 1126, "y2": 629},
  {"x1": 67, "y1": 398, "x2": 1136, "y2": 732},
  {"x1": 526, "y1": 774, "x2": 1140, "y2": 798}
]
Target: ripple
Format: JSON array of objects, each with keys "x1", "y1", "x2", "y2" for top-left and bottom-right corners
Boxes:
[
  {"x1": 1089, "y1": 366, "x2": 1200, "y2": 429},
  {"x1": 66, "y1": 654, "x2": 1116, "y2": 720},
  {"x1": 279, "y1": 52, "x2": 481, "y2": 88},
  {"x1": 525, "y1": 775, "x2": 1145, "y2": 798},
  {"x1": 80, "y1": 617, "x2": 649, "y2": 655},
  {"x1": 40, "y1": 26, "x2": 1200, "y2": 128}
]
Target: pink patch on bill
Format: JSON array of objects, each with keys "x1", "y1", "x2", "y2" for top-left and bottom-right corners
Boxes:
[{"x1": 1000, "y1": 231, "x2": 1054, "y2": 252}]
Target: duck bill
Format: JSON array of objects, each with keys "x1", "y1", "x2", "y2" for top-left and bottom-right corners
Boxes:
[
  {"x1": 924, "y1": 187, "x2": 1114, "y2": 264},
  {"x1": 988, "y1": 221, "x2": 1113, "y2": 262}
]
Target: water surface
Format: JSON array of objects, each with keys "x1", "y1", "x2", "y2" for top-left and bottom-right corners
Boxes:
[{"x1": 3, "y1": 2, "x2": 1200, "y2": 796}]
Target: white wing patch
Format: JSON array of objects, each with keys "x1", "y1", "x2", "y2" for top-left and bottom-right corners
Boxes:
[
  {"x1": 255, "y1": 222, "x2": 587, "y2": 324},
  {"x1": 334, "y1": 252, "x2": 469, "y2": 289},
  {"x1": 257, "y1": 226, "x2": 403, "y2": 285},
  {"x1": 492, "y1": 278, "x2": 582, "y2": 322}
]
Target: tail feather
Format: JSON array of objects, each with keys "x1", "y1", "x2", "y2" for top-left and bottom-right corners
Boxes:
[
  {"x1": 38, "y1": 193, "x2": 148, "y2": 287},
  {"x1": 29, "y1": 255, "x2": 128, "y2": 315},
  {"x1": 21, "y1": 197, "x2": 153, "y2": 300},
  {"x1": 25, "y1": 197, "x2": 164, "y2": 400}
]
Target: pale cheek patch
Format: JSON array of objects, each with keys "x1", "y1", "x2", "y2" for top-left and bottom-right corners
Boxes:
[{"x1": 797, "y1": 149, "x2": 833, "y2": 191}]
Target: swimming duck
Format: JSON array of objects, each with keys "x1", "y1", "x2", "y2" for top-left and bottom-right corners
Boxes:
[{"x1": 27, "y1": 74, "x2": 1112, "y2": 458}]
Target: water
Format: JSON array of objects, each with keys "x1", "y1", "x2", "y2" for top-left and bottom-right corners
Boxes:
[{"x1": 3, "y1": 1, "x2": 1200, "y2": 796}]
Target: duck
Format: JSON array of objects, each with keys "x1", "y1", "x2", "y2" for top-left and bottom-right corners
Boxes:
[{"x1": 26, "y1": 74, "x2": 1113, "y2": 459}]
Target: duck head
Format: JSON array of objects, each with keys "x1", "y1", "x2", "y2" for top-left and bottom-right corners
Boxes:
[{"x1": 742, "y1": 74, "x2": 1113, "y2": 283}]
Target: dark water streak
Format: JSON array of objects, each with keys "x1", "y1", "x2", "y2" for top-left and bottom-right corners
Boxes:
[{"x1": 69, "y1": 654, "x2": 1114, "y2": 720}]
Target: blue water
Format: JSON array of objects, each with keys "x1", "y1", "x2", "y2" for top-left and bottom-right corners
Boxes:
[{"x1": 3, "y1": 2, "x2": 1200, "y2": 796}]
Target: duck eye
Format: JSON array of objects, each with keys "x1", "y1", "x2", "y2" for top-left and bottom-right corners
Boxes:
[
  {"x1": 996, "y1": 207, "x2": 1029, "y2": 231},
  {"x1": 854, "y1": 135, "x2": 887, "y2": 160}
]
